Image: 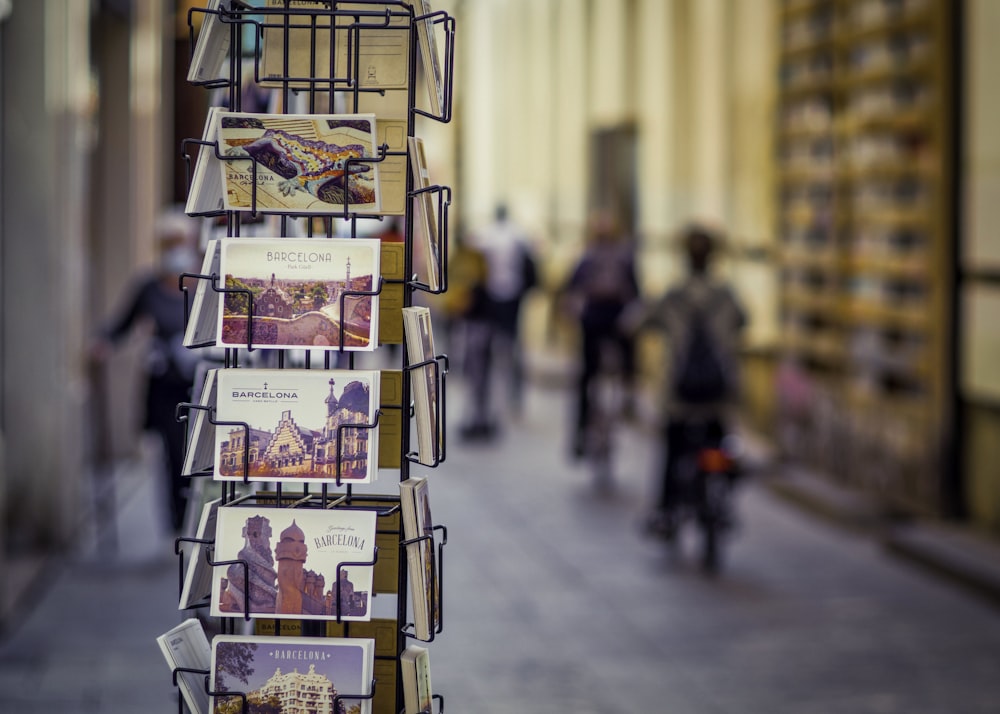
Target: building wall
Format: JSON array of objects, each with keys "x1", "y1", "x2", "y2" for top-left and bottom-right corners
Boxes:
[
  {"x1": 1, "y1": 0, "x2": 92, "y2": 551},
  {"x1": 0, "y1": 0, "x2": 172, "y2": 623},
  {"x1": 441, "y1": 1, "x2": 999, "y2": 531},
  {"x1": 961, "y1": 0, "x2": 1000, "y2": 530},
  {"x1": 445, "y1": 0, "x2": 780, "y2": 425}
]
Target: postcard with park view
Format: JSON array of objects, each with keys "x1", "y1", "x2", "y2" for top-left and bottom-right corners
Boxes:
[{"x1": 217, "y1": 237, "x2": 380, "y2": 350}]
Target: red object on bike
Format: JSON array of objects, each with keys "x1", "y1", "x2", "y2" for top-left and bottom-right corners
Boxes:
[{"x1": 697, "y1": 448, "x2": 732, "y2": 473}]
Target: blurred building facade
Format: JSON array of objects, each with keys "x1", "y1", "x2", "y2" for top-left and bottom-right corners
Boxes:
[
  {"x1": 0, "y1": 0, "x2": 174, "y2": 623},
  {"x1": 444, "y1": 0, "x2": 1000, "y2": 539},
  {"x1": 0, "y1": 0, "x2": 998, "y2": 627}
]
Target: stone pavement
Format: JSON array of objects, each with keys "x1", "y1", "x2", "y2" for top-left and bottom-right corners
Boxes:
[
  {"x1": 0, "y1": 455, "x2": 181, "y2": 713},
  {"x1": 2, "y1": 377, "x2": 1000, "y2": 713}
]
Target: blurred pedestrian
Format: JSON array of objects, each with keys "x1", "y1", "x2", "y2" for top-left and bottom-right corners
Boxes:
[
  {"x1": 439, "y1": 231, "x2": 489, "y2": 358},
  {"x1": 461, "y1": 204, "x2": 538, "y2": 439},
  {"x1": 90, "y1": 209, "x2": 200, "y2": 533},
  {"x1": 628, "y1": 224, "x2": 747, "y2": 537},
  {"x1": 562, "y1": 211, "x2": 640, "y2": 458}
]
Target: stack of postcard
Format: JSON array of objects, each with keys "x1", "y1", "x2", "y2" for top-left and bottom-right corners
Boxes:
[
  {"x1": 401, "y1": 644, "x2": 433, "y2": 714},
  {"x1": 400, "y1": 476, "x2": 439, "y2": 641},
  {"x1": 408, "y1": 136, "x2": 443, "y2": 291},
  {"x1": 156, "y1": 618, "x2": 212, "y2": 714},
  {"x1": 178, "y1": 497, "x2": 222, "y2": 610},
  {"x1": 402, "y1": 306, "x2": 441, "y2": 465}
]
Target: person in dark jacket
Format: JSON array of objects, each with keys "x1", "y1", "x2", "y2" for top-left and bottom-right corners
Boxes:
[
  {"x1": 91, "y1": 211, "x2": 200, "y2": 532},
  {"x1": 563, "y1": 212, "x2": 640, "y2": 458}
]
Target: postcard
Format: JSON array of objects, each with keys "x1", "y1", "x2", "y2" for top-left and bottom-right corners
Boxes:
[
  {"x1": 216, "y1": 111, "x2": 381, "y2": 214},
  {"x1": 182, "y1": 367, "x2": 218, "y2": 476},
  {"x1": 407, "y1": 136, "x2": 441, "y2": 291},
  {"x1": 179, "y1": 497, "x2": 222, "y2": 610},
  {"x1": 401, "y1": 644, "x2": 433, "y2": 714},
  {"x1": 187, "y1": 0, "x2": 231, "y2": 84},
  {"x1": 416, "y1": 0, "x2": 445, "y2": 117},
  {"x1": 211, "y1": 505, "x2": 377, "y2": 621},
  {"x1": 400, "y1": 476, "x2": 439, "y2": 641},
  {"x1": 211, "y1": 635, "x2": 374, "y2": 714},
  {"x1": 186, "y1": 108, "x2": 226, "y2": 216},
  {"x1": 402, "y1": 306, "x2": 440, "y2": 465},
  {"x1": 157, "y1": 618, "x2": 212, "y2": 714},
  {"x1": 214, "y1": 368, "x2": 380, "y2": 484},
  {"x1": 217, "y1": 237, "x2": 380, "y2": 350}
]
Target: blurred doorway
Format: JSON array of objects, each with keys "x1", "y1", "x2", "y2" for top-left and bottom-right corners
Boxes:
[{"x1": 589, "y1": 124, "x2": 637, "y2": 237}]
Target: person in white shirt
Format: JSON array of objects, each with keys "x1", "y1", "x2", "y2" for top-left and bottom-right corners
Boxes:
[{"x1": 461, "y1": 204, "x2": 538, "y2": 440}]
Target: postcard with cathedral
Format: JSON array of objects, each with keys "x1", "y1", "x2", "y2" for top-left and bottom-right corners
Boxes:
[
  {"x1": 217, "y1": 237, "x2": 381, "y2": 350},
  {"x1": 213, "y1": 368, "x2": 380, "y2": 484},
  {"x1": 211, "y1": 635, "x2": 374, "y2": 714},
  {"x1": 211, "y1": 505, "x2": 378, "y2": 622},
  {"x1": 215, "y1": 111, "x2": 381, "y2": 214}
]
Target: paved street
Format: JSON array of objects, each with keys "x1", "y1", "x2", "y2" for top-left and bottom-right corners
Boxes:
[
  {"x1": 433, "y1": 381, "x2": 1000, "y2": 713},
  {"x1": 1, "y1": 376, "x2": 999, "y2": 713}
]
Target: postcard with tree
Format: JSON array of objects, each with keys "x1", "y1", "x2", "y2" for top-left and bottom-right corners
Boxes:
[{"x1": 217, "y1": 237, "x2": 381, "y2": 350}]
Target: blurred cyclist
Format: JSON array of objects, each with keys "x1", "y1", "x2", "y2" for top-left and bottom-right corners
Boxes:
[
  {"x1": 562, "y1": 211, "x2": 640, "y2": 459},
  {"x1": 628, "y1": 224, "x2": 747, "y2": 537}
]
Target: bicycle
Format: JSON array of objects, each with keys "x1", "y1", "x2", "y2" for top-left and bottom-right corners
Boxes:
[
  {"x1": 579, "y1": 341, "x2": 629, "y2": 493},
  {"x1": 647, "y1": 416, "x2": 741, "y2": 573}
]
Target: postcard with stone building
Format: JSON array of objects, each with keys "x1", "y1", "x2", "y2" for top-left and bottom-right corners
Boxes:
[
  {"x1": 211, "y1": 505, "x2": 377, "y2": 622},
  {"x1": 216, "y1": 111, "x2": 381, "y2": 214},
  {"x1": 214, "y1": 368, "x2": 380, "y2": 484},
  {"x1": 211, "y1": 634, "x2": 374, "y2": 714},
  {"x1": 217, "y1": 237, "x2": 381, "y2": 350}
]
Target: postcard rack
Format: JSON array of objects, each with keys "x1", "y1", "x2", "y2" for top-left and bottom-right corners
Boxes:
[{"x1": 167, "y1": 3, "x2": 455, "y2": 713}]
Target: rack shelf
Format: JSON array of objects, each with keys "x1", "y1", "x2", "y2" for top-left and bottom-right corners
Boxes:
[{"x1": 167, "y1": 3, "x2": 455, "y2": 713}]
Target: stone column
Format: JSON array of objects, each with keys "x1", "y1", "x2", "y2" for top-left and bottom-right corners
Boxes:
[
  {"x1": 688, "y1": 0, "x2": 729, "y2": 223},
  {"x1": 552, "y1": 0, "x2": 589, "y2": 247}
]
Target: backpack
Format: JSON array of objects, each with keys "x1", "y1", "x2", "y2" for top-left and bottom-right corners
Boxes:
[
  {"x1": 577, "y1": 251, "x2": 634, "y2": 304},
  {"x1": 519, "y1": 244, "x2": 538, "y2": 294},
  {"x1": 672, "y1": 300, "x2": 729, "y2": 404}
]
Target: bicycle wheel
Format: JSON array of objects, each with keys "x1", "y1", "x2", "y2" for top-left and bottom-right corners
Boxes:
[
  {"x1": 699, "y1": 471, "x2": 729, "y2": 573},
  {"x1": 583, "y1": 369, "x2": 621, "y2": 491},
  {"x1": 585, "y1": 405, "x2": 614, "y2": 491}
]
